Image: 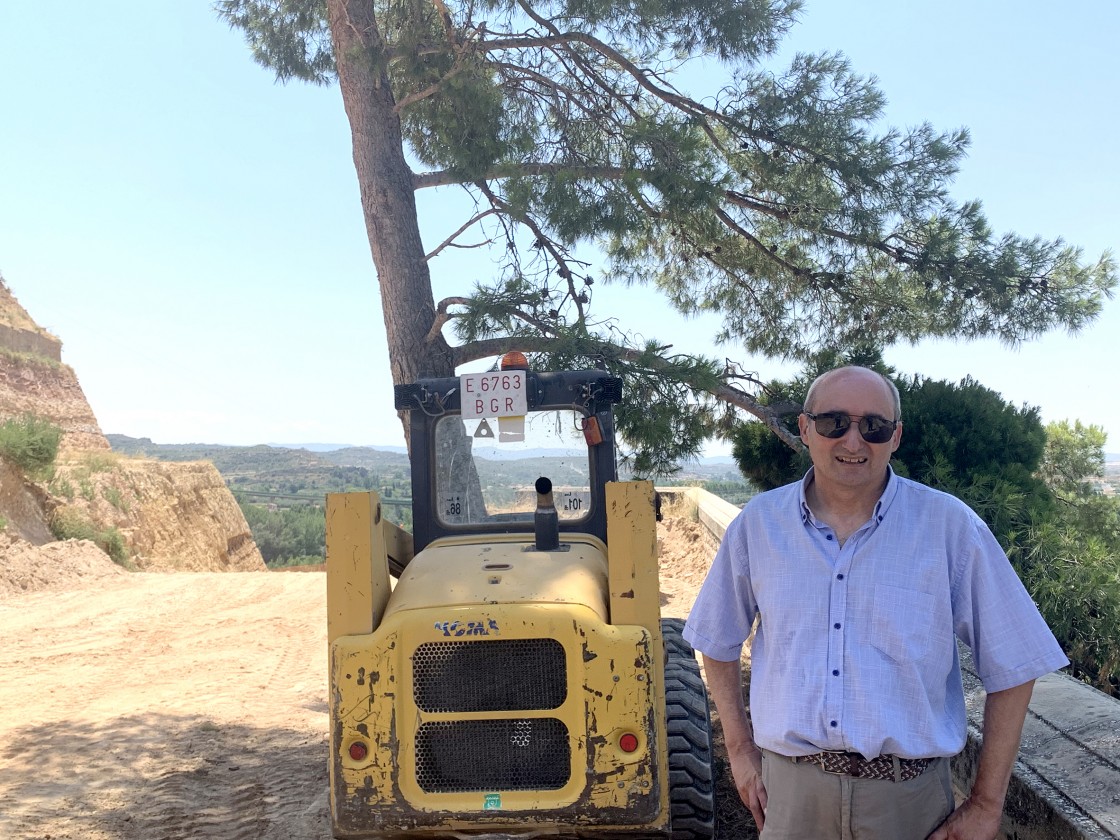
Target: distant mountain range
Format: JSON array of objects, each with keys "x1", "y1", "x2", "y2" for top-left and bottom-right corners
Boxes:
[
  {"x1": 267, "y1": 442, "x2": 408, "y2": 454},
  {"x1": 106, "y1": 435, "x2": 748, "y2": 489},
  {"x1": 111, "y1": 436, "x2": 737, "y2": 466}
]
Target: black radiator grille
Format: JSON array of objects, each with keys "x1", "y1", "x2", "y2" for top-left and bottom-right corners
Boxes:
[
  {"x1": 415, "y1": 718, "x2": 571, "y2": 792},
  {"x1": 412, "y1": 638, "x2": 567, "y2": 712}
]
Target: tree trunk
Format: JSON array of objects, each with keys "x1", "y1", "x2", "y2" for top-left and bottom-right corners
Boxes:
[{"x1": 326, "y1": 0, "x2": 455, "y2": 449}]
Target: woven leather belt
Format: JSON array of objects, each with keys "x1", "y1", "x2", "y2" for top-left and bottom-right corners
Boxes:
[{"x1": 793, "y1": 751, "x2": 932, "y2": 782}]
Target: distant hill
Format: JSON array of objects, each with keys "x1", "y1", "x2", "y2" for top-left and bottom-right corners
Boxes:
[
  {"x1": 106, "y1": 435, "x2": 754, "y2": 503},
  {"x1": 266, "y1": 442, "x2": 410, "y2": 454},
  {"x1": 106, "y1": 435, "x2": 412, "y2": 505},
  {"x1": 267, "y1": 442, "x2": 356, "y2": 452}
]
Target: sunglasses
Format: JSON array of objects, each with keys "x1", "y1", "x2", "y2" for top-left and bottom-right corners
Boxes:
[{"x1": 804, "y1": 411, "x2": 898, "y2": 444}]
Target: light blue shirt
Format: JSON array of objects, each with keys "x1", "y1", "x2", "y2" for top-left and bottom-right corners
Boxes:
[{"x1": 683, "y1": 468, "x2": 1069, "y2": 760}]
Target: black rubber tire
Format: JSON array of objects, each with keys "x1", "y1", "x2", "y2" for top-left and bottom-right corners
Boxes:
[
  {"x1": 662, "y1": 616, "x2": 698, "y2": 662},
  {"x1": 661, "y1": 618, "x2": 717, "y2": 840}
]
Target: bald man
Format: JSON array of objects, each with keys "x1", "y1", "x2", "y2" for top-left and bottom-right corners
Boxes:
[{"x1": 684, "y1": 367, "x2": 1068, "y2": 840}]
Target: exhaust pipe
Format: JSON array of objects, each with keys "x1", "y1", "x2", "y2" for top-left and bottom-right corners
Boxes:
[{"x1": 533, "y1": 476, "x2": 560, "y2": 551}]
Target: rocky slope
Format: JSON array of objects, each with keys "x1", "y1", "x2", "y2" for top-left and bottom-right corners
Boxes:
[
  {"x1": 0, "y1": 283, "x2": 109, "y2": 453},
  {"x1": 48, "y1": 454, "x2": 265, "y2": 571},
  {"x1": 0, "y1": 276, "x2": 265, "y2": 575}
]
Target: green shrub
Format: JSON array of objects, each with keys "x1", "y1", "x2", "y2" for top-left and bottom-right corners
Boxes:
[
  {"x1": 1011, "y1": 523, "x2": 1120, "y2": 694},
  {"x1": 102, "y1": 486, "x2": 130, "y2": 512},
  {"x1": 49, "y1": 509, "x2": 131, "y2": 567},
  {"x1": 236, "y1": 497, "x2": 326, "y2": 568},
  {"x1": 49, "y1": 508, "x2": 98, "y2": 542},
  {"x1": 98, "y1": 526, "x2": 129, "y2": 567},
  {"x1": 80, "y1": 451, "x2": 119, "y2": 473},
  {"x1": 0, "y1": 414, "x2": 62, "y2": 476},
  {"x1": 49, "y1": 475, "x2": 75, "y2": 500},
  {"x1": 0, "y1": 347, "x2": 62, "y2": 372}
]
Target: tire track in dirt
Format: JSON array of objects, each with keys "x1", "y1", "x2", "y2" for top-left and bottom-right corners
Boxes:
[{"x1": 0, "y1": 572, "x2": 332, "y2": 840}]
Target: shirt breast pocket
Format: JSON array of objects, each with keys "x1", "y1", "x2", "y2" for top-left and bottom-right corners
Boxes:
[{"x1": 870, "y1": 584, "x2": 939, "y2": 665}]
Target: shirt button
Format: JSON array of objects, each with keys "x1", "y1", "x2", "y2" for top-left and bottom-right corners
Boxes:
[
  {"x1": 826, "y1": 534, "x2": 834, "y2": 541},
  {"x1": 833, "y1": 669, "x2": 840, "y2": 676},
  {"x1": 836, "y1": 573, "x2": 844, "y2": 580},
  {"x1": 834, "y1": 623, "x2": 841, "y2": 630},
  {"x1": 830, "y1": 720, "x2": 838, "y2": 728}
]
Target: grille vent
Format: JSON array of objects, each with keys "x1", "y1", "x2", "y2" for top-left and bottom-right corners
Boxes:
[
  {"x1": 415, "y1": 718, "x2": 571, "y2": 792},
  {"x1": 413, "y1": 638, "x2": 567, "y2": 713}
]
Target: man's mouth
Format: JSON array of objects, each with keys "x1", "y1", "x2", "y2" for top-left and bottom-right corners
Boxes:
[{"x1": 836, "y1": 455, "x2": 867, "y2": 464}]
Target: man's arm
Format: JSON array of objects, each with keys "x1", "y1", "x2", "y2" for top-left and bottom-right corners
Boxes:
[
  {"x1": 927, "y1": 679, "x2": 1035, "y2": 840},
  {"x1": 702, "y1": 654, "x2": 767, "y2": 831}
]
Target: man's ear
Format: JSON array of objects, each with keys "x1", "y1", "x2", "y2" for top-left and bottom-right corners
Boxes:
[
  {"x1": 890, "y1": 421, "x2": 903, "y2": 453},
  {"x1": 797, "y1": 413, "x2": 810, "y2": 444}
]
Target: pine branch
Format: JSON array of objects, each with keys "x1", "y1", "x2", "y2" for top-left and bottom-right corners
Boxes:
[
  {"x1": 425, "y1": 208, "x2": 499, "y2": 260},
  {"x1": 451, "y1": 333, "x2": 803, "y2": 450}
]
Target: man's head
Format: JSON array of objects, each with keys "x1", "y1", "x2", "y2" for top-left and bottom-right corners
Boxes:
[
  {"x1": 804, "y1": 366, "x2": 900, "y2": 420},
  {"x1": 798, "y1": 366, "x2": 902, "y2": 495}
]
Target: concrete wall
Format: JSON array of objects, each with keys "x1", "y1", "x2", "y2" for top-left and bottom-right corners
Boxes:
[
  {"x1": 661, "y1": 487, "x2": 1120, "y2": 839},
  {"x1": 0, "y1": 323, "x2": 62, "y2": 362}
]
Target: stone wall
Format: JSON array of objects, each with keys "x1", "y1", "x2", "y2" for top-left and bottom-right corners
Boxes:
[
  {"x1": 0, "y1": 323, "x2": 61, "y2": 362},
  {"x1": 0, "y1": 280, "x2": 105, "y2": 450}
]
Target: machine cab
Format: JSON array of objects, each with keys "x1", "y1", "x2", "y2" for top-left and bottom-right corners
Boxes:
[{"x1": 394, "y1": 355, "x2": 623, "y2": 553}]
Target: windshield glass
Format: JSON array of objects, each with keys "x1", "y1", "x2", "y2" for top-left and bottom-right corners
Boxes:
[{"x1": 434, "y1": 409, "x2": 593, "y2": 527}]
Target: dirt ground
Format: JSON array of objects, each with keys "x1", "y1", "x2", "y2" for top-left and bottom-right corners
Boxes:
[{"x1": 0, "y1": 517, "x2": 733, "y2": 840}]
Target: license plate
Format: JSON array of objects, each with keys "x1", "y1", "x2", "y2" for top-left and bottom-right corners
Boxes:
[{"x1": 459, "y1": 371, "x2": 527, "y2": 418}]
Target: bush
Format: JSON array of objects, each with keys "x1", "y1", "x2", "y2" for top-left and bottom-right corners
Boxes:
[
  {"x1": 102, "y1": 486, "x2": 130, "y2": 512},
  {"x1": 1011, "y1": 522, "x2": 1120, "y2": 694},
  {"x1": 49, "y1": 509, "x2": 131, "y2": 567},
  {"x1": 49, "y1": 475, "x2": 75, "y2": 499},
  {"x1": 236, "y1": 497, "x2": 326, "y2": 568},
  {"x1": 0, "y1": 414, "x2": 62, "y2": 476},
  {"x1": 79, "y1": 451, "x2": 120, "y2": 473}
]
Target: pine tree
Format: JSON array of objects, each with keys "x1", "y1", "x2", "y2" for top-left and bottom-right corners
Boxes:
[{"x1": 217, "y1": 0, "x2": 1115, "y2": 472}]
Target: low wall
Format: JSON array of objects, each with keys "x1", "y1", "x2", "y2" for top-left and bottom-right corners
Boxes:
[
  {"x1": 662, "y1": 486, "x2": 1120, "y2": 839},
  {"x1": 0, "y1": 323, "x2": 61, "y2": 362}
]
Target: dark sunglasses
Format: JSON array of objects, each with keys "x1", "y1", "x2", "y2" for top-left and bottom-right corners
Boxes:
[{"x1": 804, "y1": 411, "x2": 898, "y2": 444}]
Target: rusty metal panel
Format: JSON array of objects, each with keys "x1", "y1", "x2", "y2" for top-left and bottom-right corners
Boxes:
[
  {"x1": 328, "y1": 604, "x2": 670, "y2": 838},
  {"x1": 605, "y1": 481, "x2": 660, "y2": 633},
  {"x1": 327, "y1": 492, "x2": 392, "y2": 644}
]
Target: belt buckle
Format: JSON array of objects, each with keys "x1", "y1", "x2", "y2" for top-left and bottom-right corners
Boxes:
[{"x1": 818, "y1": 750, "x2": 859, "y2": 776}]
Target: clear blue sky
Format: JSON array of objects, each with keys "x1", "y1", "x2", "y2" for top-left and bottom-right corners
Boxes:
[{"x1": 1, "y1": 2, "x2": 1117, "y2": 454}]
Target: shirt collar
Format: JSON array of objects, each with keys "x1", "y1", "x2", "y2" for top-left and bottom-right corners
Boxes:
[
  {"x1": 798, "y1": 465, "x2": 899, "y2": 527},
  {"x1": 798, "y1": 468, "x2": 815, "y2": 525}
]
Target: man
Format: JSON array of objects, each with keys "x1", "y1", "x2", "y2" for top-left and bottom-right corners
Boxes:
[{"x1": 683, "y1": 366, "x2": 1068, "y2": 840}]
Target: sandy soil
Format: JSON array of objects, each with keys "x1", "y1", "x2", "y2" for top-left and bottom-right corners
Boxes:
[{"x1": 0, "y1": 518, "x2": 719, "y2": 840}]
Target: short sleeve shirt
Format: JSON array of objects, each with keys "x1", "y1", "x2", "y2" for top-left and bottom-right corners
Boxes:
[{"x1": 682, "y1": 468, "x2": 1069, "y2": 759}]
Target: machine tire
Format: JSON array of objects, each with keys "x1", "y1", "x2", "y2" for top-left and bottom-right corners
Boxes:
[
  {"x1": 661, "y1": 616, "x2": 697, "y2": 662},
  {"x1": 661, "y1": 618, "x2": 717, "y2": 840}
]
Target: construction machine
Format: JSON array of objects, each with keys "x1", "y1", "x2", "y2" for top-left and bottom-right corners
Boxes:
[{"x1": 326, "y1": 353, "x2": 716, "y2": 839}]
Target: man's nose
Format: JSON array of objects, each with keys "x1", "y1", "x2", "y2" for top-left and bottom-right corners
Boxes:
[{"x1": 839, "y1": 420, "x2": 864, "y2": 445}]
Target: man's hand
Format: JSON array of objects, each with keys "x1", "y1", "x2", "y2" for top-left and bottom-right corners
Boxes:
[
  {"x1": 728, "y1": 744, "x2": 767, "y2": 831},
  {"x1": 700, "y1": 655, "x2": 766, "y2": 830},
  {"x1": 926, "y1": 795, "x2": 1002, "y2": 840},
  {"x1": 929, "y1": 679, "x2": 1035, "y2": 840}
]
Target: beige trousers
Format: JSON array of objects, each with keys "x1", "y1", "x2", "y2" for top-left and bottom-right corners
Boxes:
[{"x1": 759, "y1": 750, "x2": 955, "y2": 840}]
